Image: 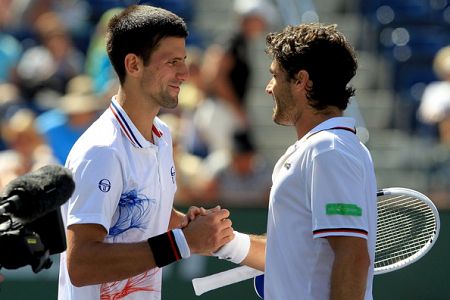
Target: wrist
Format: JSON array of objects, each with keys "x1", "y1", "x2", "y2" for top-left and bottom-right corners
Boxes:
[
  {"x1": 147, "y1": 229, "x2": 190, "y2": 268},
  {"x1": 212, "y1": 231, "x2": 250, "y2": 264},
  {"x1": 172, "y1": 228, "x2": 190, "y2": 258}
]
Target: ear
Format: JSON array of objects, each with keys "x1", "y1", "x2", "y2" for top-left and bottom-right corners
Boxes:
[
  {"x1": 294, "y1": 70, "x2": 309, "y2": 88},
  {"x1": 124, "y1": 53, "x2": 143, "y2": 79}
]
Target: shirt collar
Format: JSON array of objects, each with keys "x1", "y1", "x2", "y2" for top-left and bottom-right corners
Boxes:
[
  {"x1": 298, "y1": 117, "x2": 356, "y2": 144},
  {"x1": 109, "y1": 97, "x2": 163, "y2": 149}
]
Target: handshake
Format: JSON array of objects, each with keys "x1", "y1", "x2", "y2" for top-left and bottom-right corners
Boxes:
[
  {"x1": 148, "y1": 205, "x2": 250, "y2": 269},
  {"x1": 182, "y1": 206, "x2": 250, "y2": 263}
]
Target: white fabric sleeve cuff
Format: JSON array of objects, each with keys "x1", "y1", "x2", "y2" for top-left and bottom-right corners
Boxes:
[
  {"x1": 173, "y1": 228, "x2": 191, "y2": 259},
  {"x1": 212, "y1": 231, "x2": 250, "y2": 264}
]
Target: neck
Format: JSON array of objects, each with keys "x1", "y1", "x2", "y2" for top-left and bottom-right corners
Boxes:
[
  {"x1": 295, "y1": 106, "x2": 343, "y2": 140},
  {"x1": 115, "y1": 87, "x2": 159, "y2": 143}
]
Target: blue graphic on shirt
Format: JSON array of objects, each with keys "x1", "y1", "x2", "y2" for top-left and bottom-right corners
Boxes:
[{"x1": 108, "y1": 190, "x2": 155, "y2": 239}]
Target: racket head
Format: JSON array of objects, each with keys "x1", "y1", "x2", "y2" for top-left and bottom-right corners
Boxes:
[
  {"x1": 253, "y1": 274, "x2": 264, "y2": 299},
  {"x1": 374, "y1": 187, "x2": 440, "y2": 275}
]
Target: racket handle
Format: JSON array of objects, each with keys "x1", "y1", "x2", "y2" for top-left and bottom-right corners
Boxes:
[{"x1": 192, "y1": 265, "x2": 263, "y2": 296}]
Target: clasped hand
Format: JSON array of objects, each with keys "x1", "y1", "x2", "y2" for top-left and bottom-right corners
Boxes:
[{"x1": 180, "y1": 206, "x2": 234, "y2": 255}]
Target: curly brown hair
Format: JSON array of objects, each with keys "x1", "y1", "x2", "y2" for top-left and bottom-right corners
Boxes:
[{"x1": 266, "y1": 23, "x2": 357, "y2": 111}]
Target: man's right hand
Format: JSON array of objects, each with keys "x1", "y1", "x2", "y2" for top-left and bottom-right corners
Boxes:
[{"x1": 182, "y1": 208, "x2": 234, "y2": 255}]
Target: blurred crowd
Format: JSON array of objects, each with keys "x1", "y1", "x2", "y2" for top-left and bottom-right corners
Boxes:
[
  {"x1": 416, "y1": 45, "x2": 450, "y2": 207},
  {"x1": 0, "y1": 0, "x2": 277, "y2": 208}
]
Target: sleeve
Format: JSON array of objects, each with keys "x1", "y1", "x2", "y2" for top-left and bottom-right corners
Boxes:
[
  {"x1": 310, "y1": 149, "x2": 369, "y2": 239},
  {"x1": 66, "y1": 146, "x2": 124, "y2": 232}
]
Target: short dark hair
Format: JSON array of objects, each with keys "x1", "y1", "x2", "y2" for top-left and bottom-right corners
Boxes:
[
  {"x1": 106, "y1": 5, "x2": 188, "y2": 84},
  {"x1": 265, "y1": 23, "x2": 357, "y2": 111}
]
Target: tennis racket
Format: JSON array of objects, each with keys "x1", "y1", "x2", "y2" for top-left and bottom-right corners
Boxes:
[{"x1": 192, "y1": 187, "x2": 440, "y2": 296}]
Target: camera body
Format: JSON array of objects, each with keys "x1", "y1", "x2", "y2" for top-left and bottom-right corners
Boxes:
[{"x1": 0, "y1": 209, "x2": 66, "y2": 273}]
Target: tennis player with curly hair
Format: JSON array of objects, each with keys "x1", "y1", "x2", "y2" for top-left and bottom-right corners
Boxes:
[{"x1": 213, "y1": 23, "x2": 377, "y2": 300}]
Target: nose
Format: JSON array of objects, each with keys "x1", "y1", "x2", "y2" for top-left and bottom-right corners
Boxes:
[
  {"x1": 177, "y1": 62, "x2": 189, "y2": 82},
  {"x1": 266, "y1": 79, "x2": 274, "y2": 94}
]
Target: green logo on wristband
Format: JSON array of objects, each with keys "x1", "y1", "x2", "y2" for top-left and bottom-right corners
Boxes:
[{"x1": 326, "y1": 203, "x2": 362, "y2": 216}]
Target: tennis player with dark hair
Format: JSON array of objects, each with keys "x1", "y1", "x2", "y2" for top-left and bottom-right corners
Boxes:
[
  {"x1": 213, "y1": 23, "x2": 377, "y2": 300},
  {"x1": 58, "y1": 5, "x2": 234, "y2": 300}
]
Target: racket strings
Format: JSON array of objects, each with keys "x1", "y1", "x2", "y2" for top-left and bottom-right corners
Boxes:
[{"x1": 374, "y1": 195, "x2": 437, "y2": 269}]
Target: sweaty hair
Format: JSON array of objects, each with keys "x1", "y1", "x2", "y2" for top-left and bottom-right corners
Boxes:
[
  {"x1": 265, "y1": 23, "x2": 357, "y2": 111},
  {"x1": 106, "y1": 5, "x2": 188, "y2": 84}
]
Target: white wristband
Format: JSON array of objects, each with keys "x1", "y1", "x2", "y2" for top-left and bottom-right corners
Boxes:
[
  {"x1": 173, "y1": 228, "x2": 191, "y2": 259},
  {"x1": 212, "y1": 231, "x2": 250, "y2": 264}
]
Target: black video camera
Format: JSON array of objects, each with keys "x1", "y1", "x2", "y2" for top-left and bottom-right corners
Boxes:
[
  {"x1": 0, "y1": 208, "x2": 67, "y2": 273},
  {"x1": 0, "y1": 165, "x2": 74, "y2": 274}
]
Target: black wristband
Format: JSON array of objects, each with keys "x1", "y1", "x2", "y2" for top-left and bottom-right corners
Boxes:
[{"x1": 147, "y1": 230, "x2": 182, "y2": 268}]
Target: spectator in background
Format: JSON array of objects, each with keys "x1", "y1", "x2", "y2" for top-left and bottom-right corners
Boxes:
[
  {"x1": 0, "y1": 107, "x2": 56, "y2": 183},
  {"x1": 417, "y1": 45, "x2": 450, "y2": 146},
  {"x1": 176, "y1": 46, "x2": 210, "y2": 158},
  {"x1": 3, "y1": 0, "x2": 92, "y2": 45},
  {"x1": 85, "y1": 7, "x2": 123, "y2": 95},
  {"x1": 144, "y1": 0, "x2": 200, "y2": 46},
  {"x1": 195, "y1": 0, "x2": 277, "y2": 153},
  {"x1": 0, "y1": 150, "x2": 27, "y2": 189},
  {"x1": 199, "y1": 129, "x2": 272, "y2": 207},
  {"x1": 416, "y1": 46, "x2": 450, "y2": 208},
  {"x1": 36, "y1": 75, "x2": 105, "y2": 164},
  {"x1": 16, "y1": 11, "x2": 85, "y2": 110},
  {"x1": 158, "y1": 113, "x2": 205, "y2": 206},
  {"x1": 0, "y1": 0, "x2": 23, "y2": 83},
  {"x1": 0, "y1": 83, "x2": 28, "y2": 152}
]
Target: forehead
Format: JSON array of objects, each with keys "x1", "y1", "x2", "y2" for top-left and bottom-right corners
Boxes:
[
  {"x1": 270, "y1": 60, "x2": 289, "y2": 79},
  {"x1": 150, "y1": 36, "x2": 186, "y2": 61},
  {"x1": 270, "y1": 60, "x2": 283, "y2": 73}
]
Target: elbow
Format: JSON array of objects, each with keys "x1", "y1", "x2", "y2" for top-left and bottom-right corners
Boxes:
[
  {"x1": 68, "y1": 266, "x2": 88, "y2": 287},
  {"x1": 67, "y1": 257, "x2": 91, "y2": 287},
  {"x1": 70, "y1": 278, "x2": 86, "y2": 288}
]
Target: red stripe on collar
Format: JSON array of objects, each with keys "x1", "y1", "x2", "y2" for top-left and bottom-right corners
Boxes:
[{"x1": 152, "y1": 125, "x2": 162, "y2": 138}]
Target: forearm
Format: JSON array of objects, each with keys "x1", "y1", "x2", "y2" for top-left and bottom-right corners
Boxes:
[
  {"x1": 330, "y1": 259, "x2": 368, "y2": 300},
  {"x1": 67, "y1": 239, "x2": 155, "y2": 287},
  {"x1": 241, "y1": 234, "x2": 266, "y2": 271},
  {"x1": 67, "y1": 223, "x2": 185, "y2": 287},
  {"x1": 328, "y1": 237, "x2": 370, "y2": 300},
  {"x1": 68, "y1": 208, "x2": 234, "y2": 287}
]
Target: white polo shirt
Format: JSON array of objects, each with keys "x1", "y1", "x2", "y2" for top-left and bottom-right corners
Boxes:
[
  {"x1": 265, "y1": 117, "x2": 377, "y2": 300},
  {"x1": 58, "y1": 98, "x2": 177, "y2": 300}
]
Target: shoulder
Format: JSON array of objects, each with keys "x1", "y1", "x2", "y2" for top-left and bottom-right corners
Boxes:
[
  {"x1": 304, "y1": 130, "x2": 339, "y2": 156},
  {"x1": 68, "y1": 112, "x2": 121, "y2": 160},
  {"x1": 306, "y1": 130, "x2": 366, "y2": 164}
]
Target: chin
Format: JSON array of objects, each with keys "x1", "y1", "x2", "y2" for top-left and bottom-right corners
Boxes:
[
  {"x1": 161, "y1": 97, "x2": 178, "y2": 109},
  {"x1": 273, "y1": 113, "x2": 293, "y2": 126}
]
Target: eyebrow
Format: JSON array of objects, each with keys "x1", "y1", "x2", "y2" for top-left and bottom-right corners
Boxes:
[{"x1": 173, "y1": 56, "x2": 187, "y2": 61}]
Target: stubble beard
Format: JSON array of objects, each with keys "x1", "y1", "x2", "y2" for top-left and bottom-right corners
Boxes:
[
  {"x1": 272, "y1": 95, "x2": 294, "y2": 126},
  {"x1": 158, "y1": 90, "x2": 178, "y2": 109}
]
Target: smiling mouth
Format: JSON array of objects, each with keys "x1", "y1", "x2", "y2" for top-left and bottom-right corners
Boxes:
[
  {"x1": 169, "y1": 85, "x2": 181, "y2": 92},
  {"x1": 271, "y1": 94, "x2": 278, "y2": 105}
]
